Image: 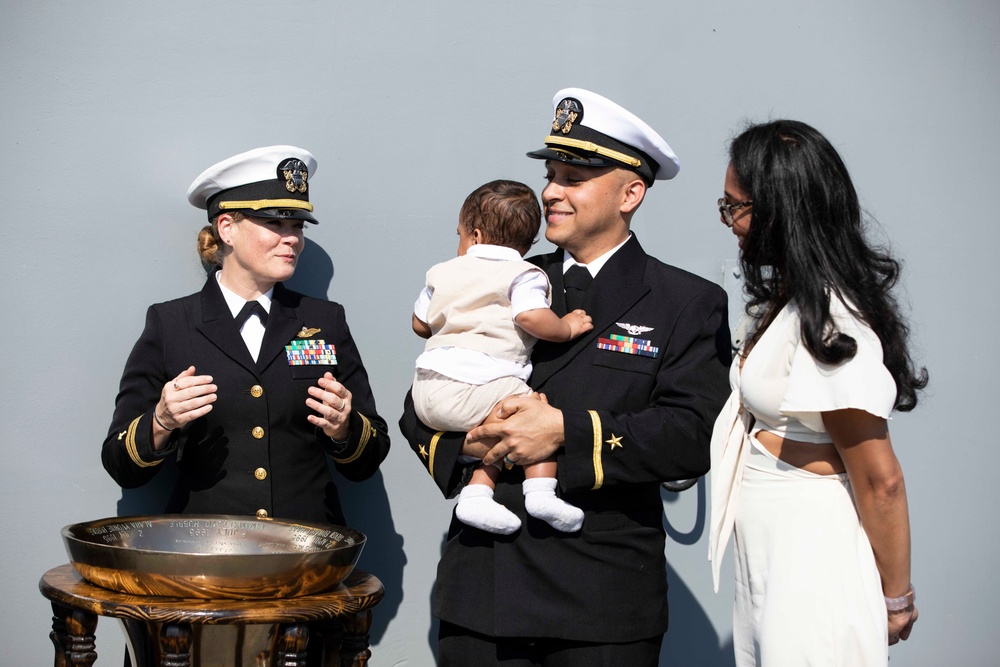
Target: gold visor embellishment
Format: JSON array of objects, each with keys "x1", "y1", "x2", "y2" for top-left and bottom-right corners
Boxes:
[
  {"x1": 544, "y1": 136, "x2": 641, "y2": 168},
  {"x1": 218, "y1": 199, "x2": 314, "y2": 212}
]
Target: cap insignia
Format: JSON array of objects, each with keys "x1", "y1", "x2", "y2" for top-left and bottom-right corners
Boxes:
[
  {"x1": 552, "y1": 98, "x2": 582, "y2": 135},
  {"x1": 279, "y1": 158, "x2": 309, "y2": 194}
]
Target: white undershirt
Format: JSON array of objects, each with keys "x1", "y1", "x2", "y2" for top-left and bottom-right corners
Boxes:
[{"x1": 215, "y1": 271, "x2": 273, "y2": 362}]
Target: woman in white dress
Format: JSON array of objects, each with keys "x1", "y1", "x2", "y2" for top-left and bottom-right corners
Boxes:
[{"x1": 709, "y1": 120, "x2": 926, "y2": 666}]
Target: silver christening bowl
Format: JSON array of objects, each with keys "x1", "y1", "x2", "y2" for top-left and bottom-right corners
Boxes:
[{"x1": 61, "y1": 515, "x2": 365, "y2": 599}]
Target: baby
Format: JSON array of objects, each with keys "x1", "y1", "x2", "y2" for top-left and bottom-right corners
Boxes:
[{"x1": 411, "y1": 179, "x2": 592, "y2": 534}]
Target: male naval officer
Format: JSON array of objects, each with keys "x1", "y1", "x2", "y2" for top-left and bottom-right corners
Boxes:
[{"x1": 400, "y1": 88, "x2": 731, "y2": 665}]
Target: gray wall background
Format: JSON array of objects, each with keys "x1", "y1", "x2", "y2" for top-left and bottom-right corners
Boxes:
[{"x1": 2, "y1": 1, "x2": 996, "y2": 665}]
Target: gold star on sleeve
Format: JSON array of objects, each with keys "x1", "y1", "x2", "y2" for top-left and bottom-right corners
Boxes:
[
  {"x1": 605, "y1": 434, "x2": 623, "y2": 450},
  {"x1": 419, "y1": 444, "x2": 429, "y2": 459}
]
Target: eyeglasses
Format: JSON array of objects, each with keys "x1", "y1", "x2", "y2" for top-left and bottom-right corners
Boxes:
[{"x1": 717, "y1": 197, "x2": 752, "y2": 228}]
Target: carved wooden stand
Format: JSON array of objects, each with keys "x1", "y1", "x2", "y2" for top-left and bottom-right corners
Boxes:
[{"x1": 40, "y1": 564, "x2": 383, "y2": 667}]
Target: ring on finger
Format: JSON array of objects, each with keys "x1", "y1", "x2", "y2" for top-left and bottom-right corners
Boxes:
[
  {"x1": 173, "y1": 382, "x2": 180, "y2": 390},
  {"x1": 339, "y1": 398, "x2": 345, "y2": 411},
  {"x1": 504, "y1": 455, "x2": 514, "y2": 465}
]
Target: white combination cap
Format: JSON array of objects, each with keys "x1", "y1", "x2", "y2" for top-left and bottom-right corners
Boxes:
[
  {"x1": 187, "y1": 145, "x2": 319, "y2": 223},
  {"x1": 527, "y1": 87, "x2": 679, "y2": 183}
]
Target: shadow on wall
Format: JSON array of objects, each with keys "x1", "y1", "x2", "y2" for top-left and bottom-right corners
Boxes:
[
  {"x1": 661, "y1": 558, "x2": 735, "y2": 667},
  {"x1": 662, "y1": 476, "x2": 707, "y2": 546},
  {"x1": 285, "y1": 238, "x2": 334, "y2": 300},
  {"x1": 660, "y1": 478, "x2": 735, "y2": 666},
  {"x1": 424, "y1": 532, "x2": 452, "y2": 662},
  {"x1": 331, "y1": 468, "x2": 405, "y2": 645}
]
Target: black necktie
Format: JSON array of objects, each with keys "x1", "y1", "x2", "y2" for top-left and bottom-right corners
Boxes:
[
  {"x1": 236, "y1": 300, "x2": 268, "y2": 328},
  {"x1": 563, "y1": 265, "x2": 593, "y2": 311}
]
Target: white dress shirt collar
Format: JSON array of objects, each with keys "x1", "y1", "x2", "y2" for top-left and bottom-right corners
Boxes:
[
  {"x1": 215, "y1": 271, "x2": 274, "y2": 316},
  {"x1": 466, "y1": 244, "x2": 524, "y2": 262},
  {"x1": 561, "y1": 233, "x2": 632, "y2": 278}
]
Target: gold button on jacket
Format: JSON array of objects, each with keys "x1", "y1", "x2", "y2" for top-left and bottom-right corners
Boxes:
[
  {"x1": 256, "y1": 509, "x2": 269, "y2": 519},
  {"x1": 254, "y1": 468, "x2": 267, "y2": 480},
  {"x1": 250, "y1": 385, "x2": 263, "y2": 398},
  {"x1": 252, "y1": 426, "x2": 265, "y2": 439}
]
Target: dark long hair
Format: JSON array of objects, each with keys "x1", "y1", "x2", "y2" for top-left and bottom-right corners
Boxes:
[{"x1": 729, "y1": 119, "x2": 927, "y2": 411}]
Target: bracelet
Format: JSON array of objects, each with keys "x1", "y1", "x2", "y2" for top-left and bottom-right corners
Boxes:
[
  {"x1": 884, "y1": 584, "x2": 915, "y2": 611},
  {"x1": 329, "y1": 434, "x2": 350, "y2": 446},
  {"x1": 153, "y1": 411, "x2": 176, "y2": 432},
  {"x1": 887, "y1": 603, "x2": 915, "y2": 616}
]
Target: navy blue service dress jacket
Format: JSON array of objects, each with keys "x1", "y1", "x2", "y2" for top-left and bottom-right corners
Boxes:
[
  {"x1": 400, "y1": 235, "x2": 731, "y2": 643},
  {"x1": 103, "y1": 276, "x2": 390, "y2": 525}
]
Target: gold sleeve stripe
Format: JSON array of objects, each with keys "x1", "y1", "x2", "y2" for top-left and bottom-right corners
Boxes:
[
  {"x1": 543, "y1": 136, "x2": 642, "y2": 169},
  {"x1": 428, "y1": 431, "x2": 445, "y2": 478},
  {"x1": 332, "y1": 413, "x2": 373, "y2": 464},
  {"x1": 219, "y1": 199, "x2": 315, "y2": 212},
  {"x1": 589, "y1": 410, "x2": 604, "y2": 490},
  {"x1": 125, "y1": 415, "x2": 163, "y2": 468}
]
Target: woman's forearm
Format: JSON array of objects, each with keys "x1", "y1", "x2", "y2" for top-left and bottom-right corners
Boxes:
[
  {"x1": 824, "y1": 408, "x2": 912, "y2": 595},
  {"x1": 853, "y1": 464, "x2": 911, "y2": 596}
]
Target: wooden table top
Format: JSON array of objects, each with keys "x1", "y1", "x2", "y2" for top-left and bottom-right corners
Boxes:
[{"x1": 39, "y1": 564, "x2": 384, "y2": 625}]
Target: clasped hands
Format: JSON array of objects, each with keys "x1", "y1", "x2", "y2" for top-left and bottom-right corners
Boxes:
[
  {"x1": 466, "y1": 393, "x2": 565, "y2": 467},
  {"x1": 151, "y1": 366, "x2": 351, "y2": 448}
]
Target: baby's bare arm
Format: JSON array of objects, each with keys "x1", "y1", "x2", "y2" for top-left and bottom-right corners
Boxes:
[
  {"x1": 412, "y1": 313, "x2": 432, "y2": 339},
  {"x1": 515, "y1": 308, "x2": 593, "y2": 343}
]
